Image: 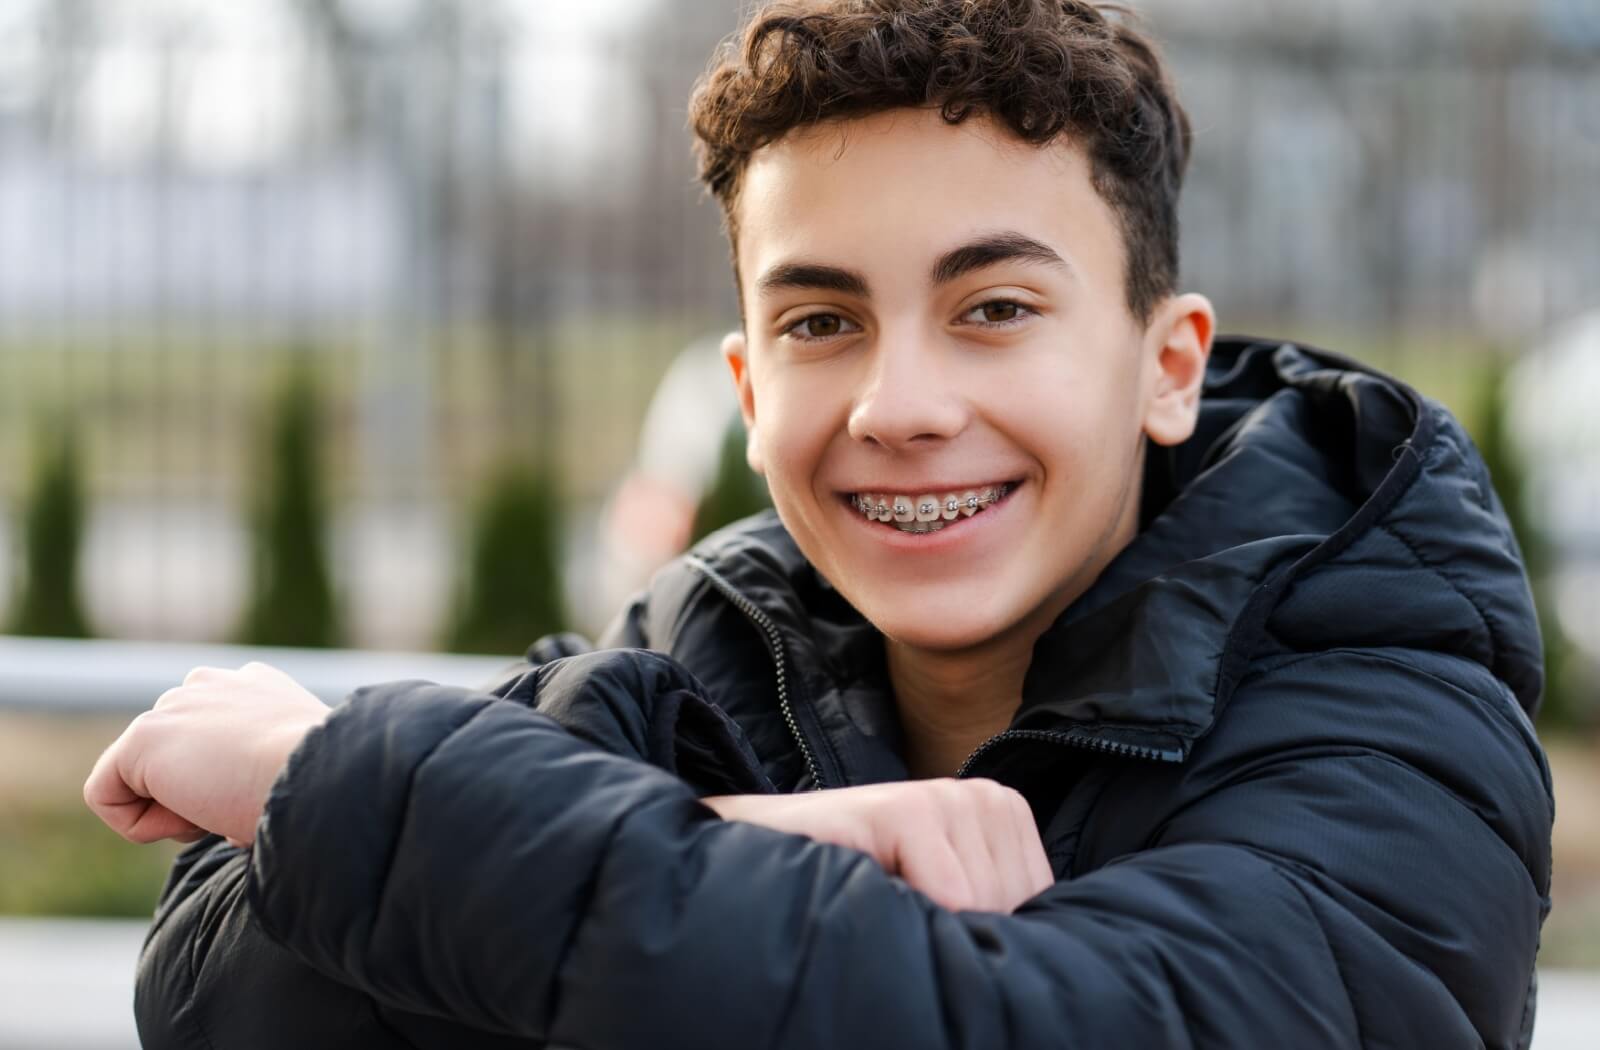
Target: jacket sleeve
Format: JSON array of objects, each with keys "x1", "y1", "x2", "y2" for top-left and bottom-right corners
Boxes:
[
  {"x1": 132, "y1": 648, "x2": 771, "y2": 1050},
  {"x1": 136, "y1": 837, "x2": 482, "y2": 1049},
  {"x1": 132, "y1": 638, "x2": 596, "y2": 1050},
  {"x1": 241, "y1": 645, "x2": 1553, "y2": 1049}
]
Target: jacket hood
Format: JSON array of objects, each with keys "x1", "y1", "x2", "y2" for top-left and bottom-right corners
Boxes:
[{"x1": 683, "y1": 337, "x2": 1543, "y2": 784}]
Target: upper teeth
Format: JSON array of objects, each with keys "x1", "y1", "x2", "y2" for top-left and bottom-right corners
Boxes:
[{"x1": 851, "y1": 485, "x2": 1011, "y2": 530}]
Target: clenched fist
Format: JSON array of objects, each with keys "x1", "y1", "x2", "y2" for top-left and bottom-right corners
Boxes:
[
  {"x1": 704, "y1": 778, "x2": 1053, "y2": 913},
  {"x1": 84, "y1": 662, "x2": 332, "y2": 847}
]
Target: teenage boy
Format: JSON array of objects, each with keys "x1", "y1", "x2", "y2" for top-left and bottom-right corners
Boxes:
[{"x1": 87, "y1": 2, "x2": 1553, "y2": 1048}]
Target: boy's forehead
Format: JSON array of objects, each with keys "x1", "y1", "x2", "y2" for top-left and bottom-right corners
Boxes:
[{"x1": 734, "y1": 107, "x2": 1110, "y2": 290}]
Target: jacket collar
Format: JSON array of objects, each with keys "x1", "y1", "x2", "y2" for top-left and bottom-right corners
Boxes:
[{"x1": 1011, "y1": 338, "x2": 1421, "y2": 757}]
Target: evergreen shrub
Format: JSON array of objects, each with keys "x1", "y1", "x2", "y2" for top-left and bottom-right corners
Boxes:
[
  {"x1": 445, "y1": 459, "x2": 567, "y2": 655},
  {"x1": 239, "y1": 360, "x2": 342, "y2": 648},
  {"x1": 1470, "y1": 355, "x2": 1581, "y2": 728},
  {"x1": 9, "y1": 418, "x2": 93, "y2": 638}
]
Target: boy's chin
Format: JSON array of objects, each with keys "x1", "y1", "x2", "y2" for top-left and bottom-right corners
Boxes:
[{"x1": 870, "y1": 605, "x2": 1019, "y2": 655}]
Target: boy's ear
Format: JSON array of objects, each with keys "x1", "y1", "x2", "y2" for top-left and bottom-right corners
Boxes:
[
  {"x1": 1141, "y1": 293, "x2": 1215, "y2": 448},
  {"x1": 721, "y1": 330, "x2": 765, "y2": 475}
]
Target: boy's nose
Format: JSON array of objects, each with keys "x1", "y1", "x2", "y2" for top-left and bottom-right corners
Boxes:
[{"x1": 845, "y1": 334, "x2": 967, "y2": 450}]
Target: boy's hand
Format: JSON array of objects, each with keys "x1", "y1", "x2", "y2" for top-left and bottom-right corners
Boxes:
[
  {"x1": 84, "y1": 662, "x2": 332, "y2": 848},
  {"x1": 703, "y1": 779, "x2": 1053, "y2": 913}
]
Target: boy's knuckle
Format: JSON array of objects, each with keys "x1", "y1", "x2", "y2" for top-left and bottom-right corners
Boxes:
[
  {"x1": 182, "y1": 666, "x2": 219, "y2": 686},
  {"x1": 959, "y1": 777, "x2": 1010, "y2": 813},
  {"x1": 973, "y1": 777, "x2": 1008, "y2": 801}
]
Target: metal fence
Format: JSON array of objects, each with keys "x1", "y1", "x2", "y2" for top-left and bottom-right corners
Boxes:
[{"x1": 0, "y1": 0, "x2": 1596, "y2": 647}]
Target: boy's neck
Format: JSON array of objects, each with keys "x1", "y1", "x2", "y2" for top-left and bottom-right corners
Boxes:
[{"x1": 886, "y1": 635, "x2": 1035, "y2": 779}]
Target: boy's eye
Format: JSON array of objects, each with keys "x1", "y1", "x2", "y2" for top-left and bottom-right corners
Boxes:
[
  {"x1": 784, "y1": 313, "x2": 857, "y2": 341},
  {"x1": 962, "y1": 300, "x2": 1032, "y2": 326}
]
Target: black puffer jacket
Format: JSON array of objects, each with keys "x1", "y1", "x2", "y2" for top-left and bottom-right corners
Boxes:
[{"x1": 136, "y1": 338, "x2": 1553, "y2": 1049}]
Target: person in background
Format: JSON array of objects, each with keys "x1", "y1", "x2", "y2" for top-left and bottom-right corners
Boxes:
[
  {"x1": 582, "y1": 336, "x2": 746, "y2": 632},
  {"x1": 87, "y1": 2, "x2": 1553, "y2": 1047}
]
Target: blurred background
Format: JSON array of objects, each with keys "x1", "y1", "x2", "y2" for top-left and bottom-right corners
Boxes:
[{"x1": 0, "y1": 0, "x2": 1596, "y2": 1045}]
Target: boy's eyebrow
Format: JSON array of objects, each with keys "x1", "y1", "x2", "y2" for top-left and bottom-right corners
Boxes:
[
  {"x1": 930, "y1": 232, "x2": 1072, "y2": 285},
  {"x1": 753, "y1": 232, "x2": 1068, "y2": 302},
  {"x1": 754, "y1": 262, "x2": 871, "y2": 299}
]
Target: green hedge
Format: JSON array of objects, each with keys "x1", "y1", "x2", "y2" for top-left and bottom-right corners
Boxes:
[
  {"x1": 1468, "y1": 355, "x2": 1582, "y2": 728},
  {"x1": 9, "y1": 418, "x2": 93, "y2": 638},
  {"x1": 238, "y1": 360, "x2": 343, "y2": 648},
  {"x1": 444, "y1": 459, "x2": 567, "y2": 655}
]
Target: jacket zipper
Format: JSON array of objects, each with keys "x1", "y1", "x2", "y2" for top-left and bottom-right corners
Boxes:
[
  {"x1": 954, "y1": 727, "x2": 1181, "y2": 779},
  {"x1": 686, "y1": 557, "x2": 828, "y2": 790},
  {"x1": 686, "y1": 557, "x2": 1184, "y2": 787}
]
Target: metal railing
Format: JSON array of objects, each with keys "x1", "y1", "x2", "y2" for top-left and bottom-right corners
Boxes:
[{"x1": 0, "y1": 636, "x2": 520, "y2": 713}]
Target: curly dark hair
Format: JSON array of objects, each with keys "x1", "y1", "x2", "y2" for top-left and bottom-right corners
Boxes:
[{"x1": 689, "y1": 0, "x2": 1191, "y2": 322}]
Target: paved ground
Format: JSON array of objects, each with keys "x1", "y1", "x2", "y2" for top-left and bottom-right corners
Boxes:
[
  {"x1": 0, "y1": 918, "x2": 144, "y2": 1050},
  {"x1": 1535, "y1": 970, "x2": 1600, "y2": 1050},
  {"x1": 1, "y1": 917, "x2": 1596, "y2": 1049}
]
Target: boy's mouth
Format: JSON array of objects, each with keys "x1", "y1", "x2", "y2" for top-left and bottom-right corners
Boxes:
[{"x1": 847, "y1": 482, "x2": 1018, "y2": 534}]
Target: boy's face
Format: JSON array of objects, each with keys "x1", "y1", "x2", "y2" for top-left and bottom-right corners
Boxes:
[{"x1": 723, "y1": 108, "x2": 1211, "y2": 655}]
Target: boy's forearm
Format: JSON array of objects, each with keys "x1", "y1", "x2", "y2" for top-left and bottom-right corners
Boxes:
[
  {"x1": 140, "y1": 839, "x2": 544, "y2": 1050},
  {"x1": 138, "y1": 843, "x2": 386, "y2": 1049},
  {"x1": 237, "y1": 677, "x2": 1330, "y2": 1049}
]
